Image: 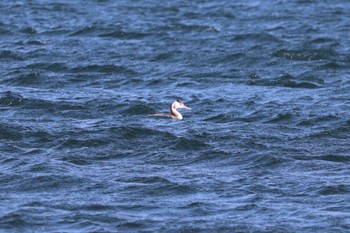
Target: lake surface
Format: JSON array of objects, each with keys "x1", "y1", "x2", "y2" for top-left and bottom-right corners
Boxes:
[{"x1": 1, "y1": 0, "x2": 350, "y2": 232}]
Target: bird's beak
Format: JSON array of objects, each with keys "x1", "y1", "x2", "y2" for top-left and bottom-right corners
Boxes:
[{"x1": 183, "y1": 104, "x2": 191, "y2": 110}]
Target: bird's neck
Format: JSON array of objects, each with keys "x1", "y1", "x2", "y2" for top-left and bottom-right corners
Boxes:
[{"x1": 171, "y1": 106, "x2": 183, "y2": 120}]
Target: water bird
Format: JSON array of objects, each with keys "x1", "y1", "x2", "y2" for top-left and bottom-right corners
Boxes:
[{"x1": 152, "y1": 99, "x2": 191, "y2": 120}]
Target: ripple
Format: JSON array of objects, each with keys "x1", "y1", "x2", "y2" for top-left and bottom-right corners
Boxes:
[
  {"x1": 298, "y1": 114, "x2": 340, "y2": 127},
  {"x1": 2, "y1": 72, "x2": 43, "y2": 86},
  {"x1": 0, "y1": 50, "x2": 23, "y2": 60},
  {"x1": 70, "y1": 24, "x2": 152, "y2": 40},
  {"x1": 189, "y1": 149, "x2": 231, "y2": 165},
  {"x1": 124, "y1": 177, "x2": 195, "y2": 196},
  {"x1": 317, "y1": 62, "x2": 344, "y2": 70},
  {"x1": 204, "y1": 113, "x2": 234, "y2": 123},
  {"x1": 122, "y1": 126, "x2": 171, "y2": 137},
  {"x1": 71, "y1": 64, "x2": 136, "y2": 74},
  {"x1": 308, "y1": 124, "x2": 349, "y2": 139},
  {"x1": 122, "y1": 104, "x2": 155, "y2": 115},
  {"x1": 150, "y1": 52, "x2": 174, "y2": 62},
  {"x1": 57, "y1": 137, "x2": 113, "y2": 149},
  {"x1": 173, "y1": 137, "x2": 208, "y2": 151},
  {"x1": 70, "y1": 25, "x2": 102, "y2": 36},
  {"x1": 317, "y1": 185, "x2": 349, "y2": 196},
  {"x1": 0, "y1": 124, "x2": 23, "y2": 141},
  {"x1": 24, "y1": 62, "x2": 69, "y2": 72},
  {"x1": 25, "y1": 40, "x2": 47, "y2": 46},
  {"x1": 247, "y1": 74, "x2": 322, "y2": 89},
  {"x1": 16, "y1": 174, "x2": 87, "y2": 192},
  {"x1": 119, "y1": 176, "x2": 171, "y2": 184},
  {"x1": 251, "y1": 154, "x2": 287, "y2": 169},
  {"x1": 294, "y1": 154, "x2": 350, "y2": 163},
  {"x1": 161, "y1": 23, "x2": 220, "y2": 33},
  {"x1": 266, "y1": 112, "x2": 293, "y2": 124},
  {"x1": 98, "y1": 30, "x2": 150, "y2": 39},
  {"x1": 0, "y1": 212, "x2": 31, "y2": 230},
  {"x1": 273, "y1": 49, "x2": 325, "y2": 61},
  {"x1": 20, "y1": 27, "x2": 37, "y2": 34},
  {"x1": 309, "y1": 37, "x2": 338, "y2": 44},
  {"x1": 232, "y1": 33, "x2": 282, "y2": 43},
  {"x1": 0, "y1": 91, "x2": 24, "y2": 106}
]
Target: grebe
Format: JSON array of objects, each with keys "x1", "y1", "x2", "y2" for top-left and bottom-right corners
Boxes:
[{"x1": 153, "y1": 99, "x2": 191, "y2": 120}]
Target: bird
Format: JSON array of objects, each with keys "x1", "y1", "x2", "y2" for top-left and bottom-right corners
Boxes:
[{"x1": 152, "y1": 99, "x2": 191, "y2": 120}]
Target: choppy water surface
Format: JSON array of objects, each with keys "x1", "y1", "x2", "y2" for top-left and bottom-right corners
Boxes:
[{"x1": 1, "y1": 0, "x2": 350, "y2": 232}]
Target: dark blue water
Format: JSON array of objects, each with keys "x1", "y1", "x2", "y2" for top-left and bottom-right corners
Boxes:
[{"x1": 1, "y1": 0, "x2": 350, "y2": 232}]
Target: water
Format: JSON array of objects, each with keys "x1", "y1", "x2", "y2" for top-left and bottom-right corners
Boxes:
[{"x1": 1, "y1": 0, "x2": 350, "y2": 232}]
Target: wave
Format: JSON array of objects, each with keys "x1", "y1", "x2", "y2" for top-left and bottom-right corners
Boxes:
[
  {"x1": 24, "y1": 62, "x2": 69, "y2": 72},
  {"x1": 294, "y1": 154, "x2": 350, "y2": 163},
  {"x1": 317, "y1": 185, "x2": 349, "y2": 196},
  {"x1": 24, "y1": 40, "x2": 47, "y2": 46},
  {"x1": 70, "y1": 25, "x2": 103, "y2": 36},
  {"x1": 309, "y1": 37, "x2": 339, "y2": 45},
  {"x1": 0, "y1": 50, "x2": 23, "y2": 60},
  {"x1": 317, "y1": 62, "x2": 345, "y2": 70},
  {"x1": 172, "y1": 137, "x2": 208, "y2": 151},
  {"x1": 307, "y1": 124, "x2": 349, "y2": 139},
  {"x1": 71, "y1": 64, "x2": 136, "y2": 75},
  {"x1": 121, "y1": 176, "x2": 195, "y2": 196},
  {"x1": 0, "y1": 91, "x2": 24, "y2": 106},
  {"x1": 57, "y1": 137, "x2": 114, "y2": 149},
  {"x1": 204, "y1": 113, "x2": 235, "y2": 123},
  {"x1": 205, "y1": 109, "x2": 270, "y2": 124},
  {"x1": 0, "y1": 91, "x2": 56, "y2": 110},
  {"x1": 121, "y1": 104, "x2": 155, "y2": 115},
  {"x1": 187, "y1": 149, "x2": 231, "y2": 165},
  {"x1": 1, "y1": 73, "x2": 44, "y2": 86},
  {"x1": 0, "y1": 23, "x2": 12, "y2": 35},
  {"x1": 0, "y1": 123, "x2": 24, "y2": 141},
  {"x1": 247, "y1": 73, "x2": 323, "y2": 89},
  {"x1": 121, "y1": 126, "x2": 176, "y2": 140},
  {"x1": 273, "y1": 49, "x2": 326, "y2": 61},
  {"x1": 20, "y1": 27, "x2": 37, "y2": 34},
  {"x1": 0, "y1": 211, "x2": 31, "y2": 230},
  {"x1": 265, "y1": 112, "x2": 293, "y2": 124},
  {"x1": 232, "y1": 33, "x2": 282, "y2": 43},
  {"x1": 150, "y1": 52, "x2": 176, "y2": 62},
  {"x1": 14, "y1": 174, "x2": 86, "y2": 193},
  {"x1": 156, "y1": 23, "x2": 219, "y2": 33},
  {"x1": 70, "y1": 25, "x2": 151, "y2": 40},
  {"x1": 98, "y1": 30, "x2": 150, "y2": 39},
  {"x1": 297, "y1": 114, "x2": 341, "y2": 127}
]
